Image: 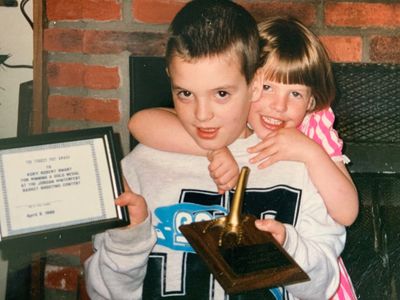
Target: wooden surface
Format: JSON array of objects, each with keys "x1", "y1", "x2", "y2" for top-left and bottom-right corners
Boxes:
[{"x1": 180, "y1": 214, "x2": 309, "y2": 294}]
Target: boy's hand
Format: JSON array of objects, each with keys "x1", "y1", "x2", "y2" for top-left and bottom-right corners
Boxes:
[
  {"x1": 255, "y1": 219, "x2": 286, "y2": 245},
  {"x1": 247, "y1": 128, "x2": 317, "y2": 169},
  {"x1": 207, "y1": 147, "x2": 239, "y2": 194},
  {"x1": 115, "y1": 185, "x2": 148, "y2": 227}
]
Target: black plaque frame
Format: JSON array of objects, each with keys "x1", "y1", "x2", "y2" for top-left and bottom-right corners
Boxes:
[{"x1": 0, "y1": 127, "x2": 129, "y2": 254}]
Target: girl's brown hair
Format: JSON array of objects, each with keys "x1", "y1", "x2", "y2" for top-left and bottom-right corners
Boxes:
[{"x1": 258, "y1": 16, "x2": 335, "y2": 111}]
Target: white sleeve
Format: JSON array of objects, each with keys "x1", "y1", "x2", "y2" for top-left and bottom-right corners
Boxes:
[
  {"x1": 282, "y1": 168, "x2": 346, "y2": 300},
  {"x1": 84, "y1": 214, "x2": 157, "y2": 300}
]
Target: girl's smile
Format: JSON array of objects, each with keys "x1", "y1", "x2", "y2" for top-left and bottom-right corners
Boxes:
[{"x1": 248, "y1": 79, "x2": 313, "y2": 139}]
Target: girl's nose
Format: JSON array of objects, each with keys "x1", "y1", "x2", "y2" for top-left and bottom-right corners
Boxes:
[{"x1": 270, "y1": 95, "x2": 288, "y2": 113}]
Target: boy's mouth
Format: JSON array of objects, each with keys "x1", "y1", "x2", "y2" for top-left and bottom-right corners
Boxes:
[{"x1": 197, "y1": 127, "x2": 218, "y2": 139}]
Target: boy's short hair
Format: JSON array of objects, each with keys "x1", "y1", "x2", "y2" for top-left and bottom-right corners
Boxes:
[
  {"x1": 258, "y1": 16, "x2": 336, "y2": 110},
  {"x1": 166, "y1": 0, "x2": 260, "y2": 83}
]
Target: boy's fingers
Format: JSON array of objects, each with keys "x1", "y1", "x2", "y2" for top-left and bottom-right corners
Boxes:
[
  {"x1": 206, "y1": 151, "x2": 213, "y2": 162},
  {"x1": 116, "y1": 192, "x2": 148, "y2": 226},
  {"x1": 255, "y1": 219, "x2": 271, "y2": 230},
  {"x1": 254, "y1": 219, "x2": 280, "y2": 233},
  {"x1": 115, "y1": 192, "x2": 143, "y2": 207},
  {"x1": 255, "y1": 219, "x2": 285, "y2": 244},
  {"x1": 208, "y1": 158, "x2": 223, "y2": 173}
]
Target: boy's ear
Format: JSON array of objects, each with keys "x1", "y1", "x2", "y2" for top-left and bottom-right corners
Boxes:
[
  {"x1": 165, "y1": 67, "x2": 170, "y2": 77},
  {"x1": 250, "y1": 69, "x2": 263, "y2": 102}
]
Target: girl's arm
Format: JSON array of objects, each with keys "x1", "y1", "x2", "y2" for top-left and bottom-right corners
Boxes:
[
  {"x1": 129, "y1": 108, "x2": 206, "y2": 155},
  {"x1": 300, "y1": 141, "x2": 358, "y2": 226},
  {"x1": 248, "y1": 128, "x2": 358, "y2": 226},
  {"x1": 129, "y1": 108, "x2": 240, "y2": 192}
]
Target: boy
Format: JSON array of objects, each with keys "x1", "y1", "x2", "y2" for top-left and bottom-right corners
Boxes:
[{"x1": 85, "y1": 1, "x2": 345, "y2": 299}]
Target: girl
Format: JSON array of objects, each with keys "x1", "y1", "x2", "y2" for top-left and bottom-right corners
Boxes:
[{"x1": 129, "y1": 16, "x2": 358, "y2": 300}]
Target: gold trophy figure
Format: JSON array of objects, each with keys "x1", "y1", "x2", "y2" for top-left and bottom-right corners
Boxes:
[{"x1": 179, "y1": 167, "x2": 309, "y2": 294}]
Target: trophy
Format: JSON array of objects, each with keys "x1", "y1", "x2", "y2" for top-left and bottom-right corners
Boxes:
[{"x1": 179, "y1": 166, "x2": 309, "y2": 294}]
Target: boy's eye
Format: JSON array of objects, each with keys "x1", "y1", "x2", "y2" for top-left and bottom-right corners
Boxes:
[
  {"x1": 216, "y1": 90, "x2": 229, "y2": 99},
  {"x1": 177, "y1": 90, "x2": 192, "y2": 98}
]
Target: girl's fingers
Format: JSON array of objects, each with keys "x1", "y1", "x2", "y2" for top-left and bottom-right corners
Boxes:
[
  {"x1": 249, "y1": 152, "x2": 268, "y2": 163},
  {"x1": 257, "y1": 157, "x2": 274, "y2": 169},
  {"x1": 247, "y1": 133, "x2": 276, "y2": 153}
]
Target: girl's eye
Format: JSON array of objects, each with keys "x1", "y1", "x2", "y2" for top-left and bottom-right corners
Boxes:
[
  {"x1": 291, "y1": 91, "x2": 303, "y2": 99},
  {"x1": 263, "y1": 84, "x2": 271, "y2": 91}
]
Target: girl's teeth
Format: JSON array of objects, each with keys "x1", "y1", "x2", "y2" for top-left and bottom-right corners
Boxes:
[{"x1": 262, "y1": 116, "x2": 282, "y2": 125}]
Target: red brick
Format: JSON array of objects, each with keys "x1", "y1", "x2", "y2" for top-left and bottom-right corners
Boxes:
[
  {"x1": 44, "y1": 265, "x2": 80, "y2": 291},
  {"x1": 82, "y1": 0, "x2": 121, "y2": 21},
  {"x1": 83, "y1": 30, "x2": 167, "y2": 55},
  {"x1": 48, "y1": 126, "x2": 82, "y2": 133},
  {"x1": 47, "y1": 0, "x2": 121, "y2": 21},
  {"x1": 79, "y1": 275, "x2": 91, "y2": 300},
  {"x1": 85, "y1": 65, "x2": 120, "y2": 89},
  {"x1": 132, "y1": 1, "x2": 316, "y2": 26},
  {"x1": 47, "y1": 62, "x2": 85, "y2": 87},
  {"x1": 45, "y1": 29, "x2": 167, "y2": 55},
  {"x1": 48, "y1": 62, "x2": 120, "y2": 89},
  {"x1": 48, "y1": 95, "x2": 120, "y2": 122},
  {"x1": 44, "y1": 28, "x2": 84, "y2": 53},
  {"x1": 239, "y1": 1, "x2": 316, "y2": 26},
  {"x1": 79, "y1": 242, "x2": 94, "y2": 265},
  {"x1": 320, "y1": 36, "x2": 362, "y2": 62},
  {"x1": 370, "y1": 35, "x2": 400, "y2": 63},
  {"x1": 47, "y1": 0, "x2": 82, "y2": 20},
  {"x1": 325, "y1": 2, "x2": 400, "y2": 28},
  {"x1": 132, "y1": 0, "x2": 185, "y2": 24},
  {"x1": 47, "y1": 244, "x2": 82, "y2": 257}
]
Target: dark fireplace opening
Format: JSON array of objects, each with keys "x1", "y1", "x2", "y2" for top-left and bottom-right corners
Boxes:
[{"x1": 128, "y1": 56, "x2": 400, "y2": 298}]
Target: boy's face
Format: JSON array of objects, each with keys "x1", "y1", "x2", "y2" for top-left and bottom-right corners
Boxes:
[
  {"x1": 248, "y1": 78, "x2": 314, "y2": 139},
  {"x1": 169, "y1": 54, "x2": 260, "y2": 151}
]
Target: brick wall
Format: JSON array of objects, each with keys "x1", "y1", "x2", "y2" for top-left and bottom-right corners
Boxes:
[
  {"x1": 44, "y1": 0, "x2": 400, "y2": 153},
  {"x1": 41, "y1": 0, "x2": 400, "y2": 298}
]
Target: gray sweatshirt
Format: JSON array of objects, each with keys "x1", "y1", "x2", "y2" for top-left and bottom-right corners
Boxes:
[{"x1": 85, "y1": 134, "x2": 345, "y2": 300}]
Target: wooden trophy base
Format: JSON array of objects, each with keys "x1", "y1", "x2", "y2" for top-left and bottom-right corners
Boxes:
[{"x1": 179, "y1": 214, "x2": 309, "y2": 294}]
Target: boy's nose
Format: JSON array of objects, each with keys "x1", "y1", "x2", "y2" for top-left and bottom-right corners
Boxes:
[{"x1": 195, "y1": 101, "x2": 214, "y2": 122}]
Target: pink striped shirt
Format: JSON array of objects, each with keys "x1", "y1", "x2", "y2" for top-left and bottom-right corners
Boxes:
[
  {"x1": 299, "y1": 108, "x2": 356, "y2": 299},
  {"x1": 298, "y1": 107, "x2": 344, "y2": 161}
]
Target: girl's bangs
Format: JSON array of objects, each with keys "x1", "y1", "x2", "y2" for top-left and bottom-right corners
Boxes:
[{"x1": 262, "y1": 54, "x2": 311, "y2": 86}]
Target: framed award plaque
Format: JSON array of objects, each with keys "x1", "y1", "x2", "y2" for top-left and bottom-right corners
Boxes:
[{"x1": 0, "y1": 127, "x2": 129, "y2": 254}]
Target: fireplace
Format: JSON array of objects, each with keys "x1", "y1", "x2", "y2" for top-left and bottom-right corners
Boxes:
[{"x1": 129, "y1": 56, "x2": 400, "y2": 299}]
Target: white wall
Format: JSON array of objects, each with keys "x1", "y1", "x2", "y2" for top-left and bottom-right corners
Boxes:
[
  {"x1": 0, "y1": 2, "x2": 33, "y2": 298},
  {"x1": 0, "y1": 1, "x2": 33, "y2": 138}
]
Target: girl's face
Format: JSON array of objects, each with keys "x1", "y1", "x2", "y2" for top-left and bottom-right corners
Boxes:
[{"x1": 248, "y1": 78, "x2": 314, "y2": 139}]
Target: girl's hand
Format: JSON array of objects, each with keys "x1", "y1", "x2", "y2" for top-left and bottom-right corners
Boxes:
[
  {"x1": 255, "y1": 219, "x2": 286, "y2": 245},
  {"x1": 207, "y1": 147, "x2": 239, "y2": 194},
  {"x1": 248, "y1": 128, "x2": 318, "y2": 169},
  {"x1": 116, "y1": 181, "x2": 149, "y2": 227}
]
